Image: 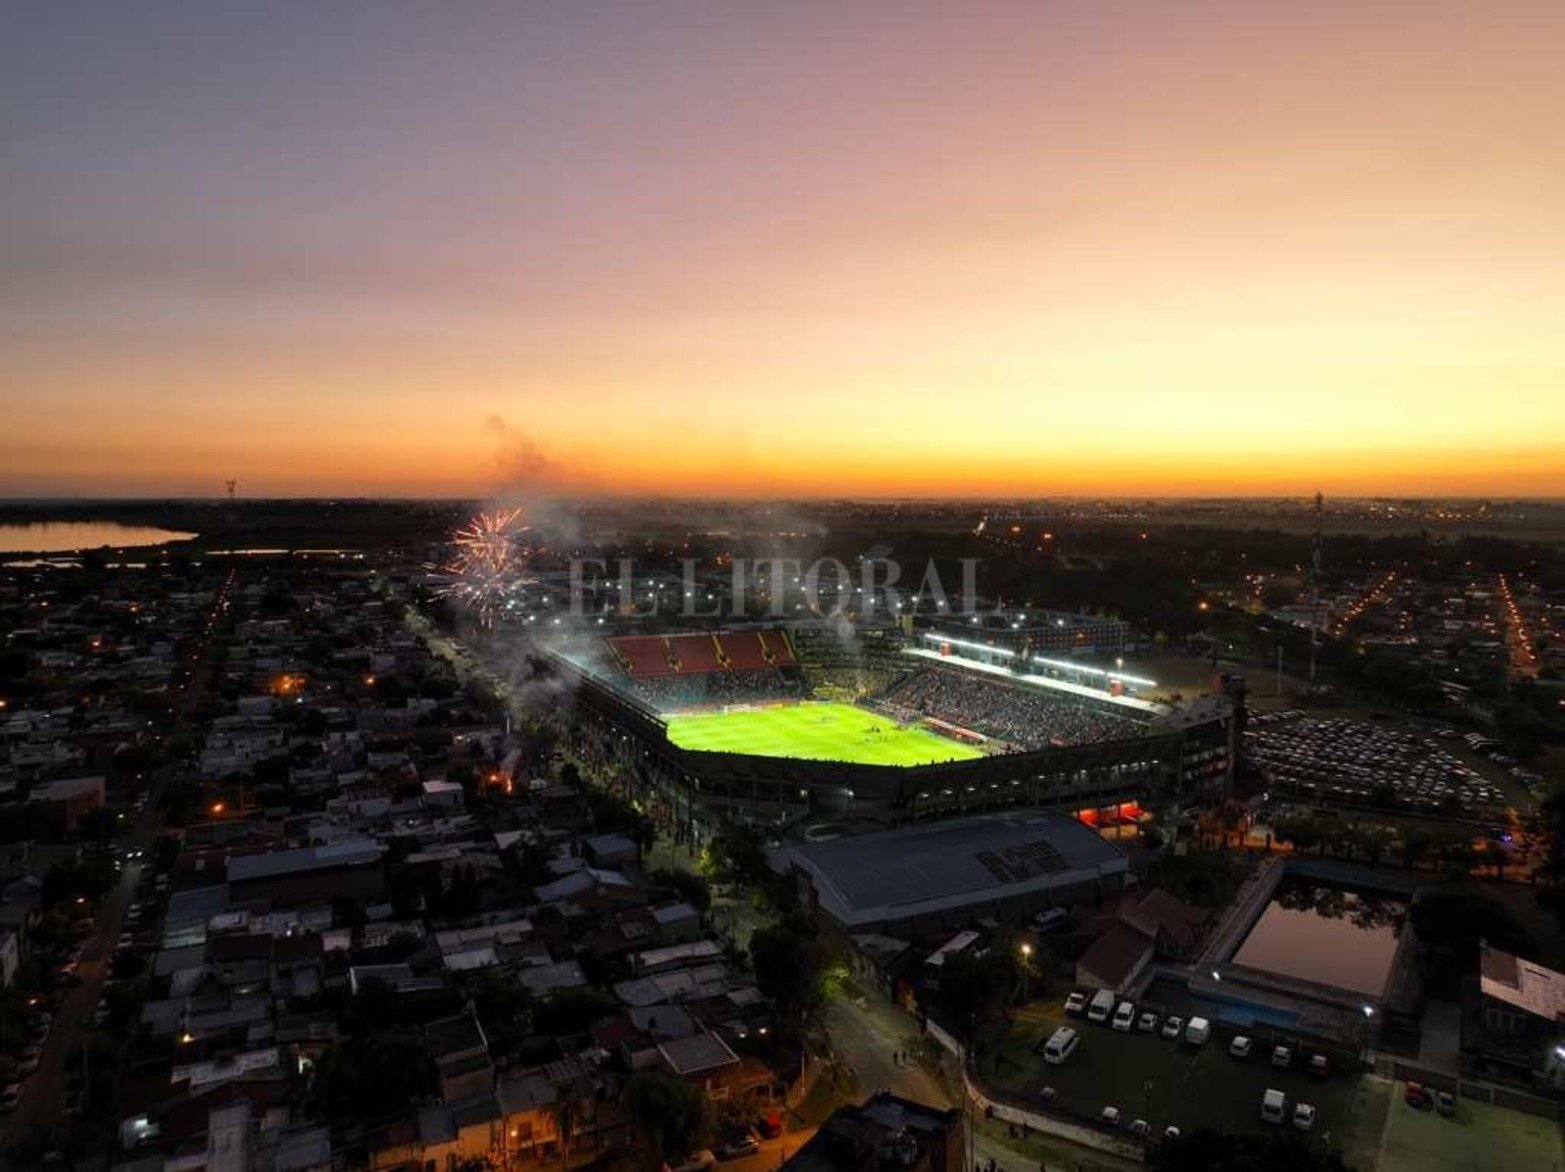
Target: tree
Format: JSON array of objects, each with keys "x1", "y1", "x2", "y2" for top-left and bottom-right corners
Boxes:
[
  {"x1": 468, "y1": 967, "x2": 533, "y2": 1057},
  {"x1": 937, "y1": 947, "x2": 1020, "y2": 1041},
  {"x1": 1401, "y1": 828, "x2": 1432, "y2": 872},
  {"x1": 532, "y1": 987, "x2": 617, "y2": 1037},
  {"x1": 1409, "y1": 886, "x2": 1533, "y2": 998},
  {"x1": 652, "y1": 867, "x2": 713, "y2": 913},
  {"x1": 701, "y1": 825, "x2": 771, "y2": 888},
  {"x1": 307, "y1": 1030, "x2": 434, "y2": 1124},
  {"x1": 551, "y1": 1075, "x2": 591, "y2": 1166},
  {"x1": 622, "y1": 1070, "x2": 708, "y2": 1162},
  {"x1": 1272, "y1": 814, "x2": 1324, "y2": 857},
  {"x1": 749, "y1": 915, "x2": 830, "y2": 1044}
]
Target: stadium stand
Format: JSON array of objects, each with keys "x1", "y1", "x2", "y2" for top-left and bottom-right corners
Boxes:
[
  {"x1": 875, "y1": 666, "x2": 1143, "y2": 750},
  {"x1": 607, "y1": 630, "x2": 795, "y2": 678},
  {"x1": 789, "y1": 623, "x2": 908, "y2": 697},
  {"x1": 725, "y1": 629, "x2": 797, "y2": 671},
  {"x1": 608, "y1": 635, "x2": 676, "y2": 677},
  {"x1": 623, "y1": 669, "x2": 801, "y2": 710}
]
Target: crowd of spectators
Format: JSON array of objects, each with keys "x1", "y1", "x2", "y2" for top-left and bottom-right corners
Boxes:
[
  {"x1": 624, "y1": 668, "x2": 802, "y2": 713},
  {"x1": 875, "y1": 667, "x2": 1144, "y2": 749}
]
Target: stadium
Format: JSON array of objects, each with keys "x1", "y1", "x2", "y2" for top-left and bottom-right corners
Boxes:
[{"x1": 548, "y1": 620, "x2": 1235, "y2": 842}]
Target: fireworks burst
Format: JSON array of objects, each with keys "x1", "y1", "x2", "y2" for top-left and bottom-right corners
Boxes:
[{"x1": 430, "y1": 507, "x2": 531, "y2": 625}]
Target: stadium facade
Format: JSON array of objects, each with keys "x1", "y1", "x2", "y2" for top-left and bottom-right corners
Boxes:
[{"x1": 550, "y1": 620, "x2": 1234, "y2": 843}]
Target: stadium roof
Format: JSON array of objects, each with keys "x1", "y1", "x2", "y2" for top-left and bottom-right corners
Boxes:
[
  {"x1": 904, "y1": 646, "x2": 1164, "y2": 715},
  {"x1": 771, "y1": 809, "x2": 1127, "y2": 927}
]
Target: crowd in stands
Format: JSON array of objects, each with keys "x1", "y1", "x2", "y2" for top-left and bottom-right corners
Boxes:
[
  {"x1": 623, "y1": 668, "x2": 803, "y2": 713},
  {"x1": 789, "y1": 624, "x2": 906, "y2": 698},
  {"x1": 876, "y1": 668, "x2": 1143, "y2": 749}
]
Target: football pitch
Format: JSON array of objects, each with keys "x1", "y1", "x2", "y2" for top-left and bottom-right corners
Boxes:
[{"x1": 664, "y1": 701, "x2": 985, "y2": 766}]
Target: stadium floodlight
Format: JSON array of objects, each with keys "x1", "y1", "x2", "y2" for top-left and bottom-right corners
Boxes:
[
  {"x1": 1030, "y1": 655, "x2": 1157, "y2": 688},
  {"x1": 925, "y1": 633, "x2": 1017, "y2": 657}
]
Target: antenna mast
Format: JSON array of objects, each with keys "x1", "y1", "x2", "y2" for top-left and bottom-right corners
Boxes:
[{"x1": 1308, "y1": 491, "x2": 1323, "y2": 686}]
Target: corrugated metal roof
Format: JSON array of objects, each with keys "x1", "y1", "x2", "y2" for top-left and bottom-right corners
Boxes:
[
  {"x1": 226, "y1": 840, "x2": 380, "y2": 883},
  {"x1": 772, "y1": 809, "x2": 1126, "y2": 925}
]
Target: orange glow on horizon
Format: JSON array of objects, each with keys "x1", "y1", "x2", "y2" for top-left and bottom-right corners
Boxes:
[{"x1": 4, "y1": 4, "x2": 1565, "y2": 499}]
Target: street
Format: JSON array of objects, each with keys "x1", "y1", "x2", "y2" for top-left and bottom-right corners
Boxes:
[{"x1": 3, "y1": 853, "x2": 142, "y2": 1148}]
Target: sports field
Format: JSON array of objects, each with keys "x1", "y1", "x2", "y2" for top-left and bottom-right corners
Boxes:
[{"x1": 664, "y1": 701, "x2": 984, "y2": 766}]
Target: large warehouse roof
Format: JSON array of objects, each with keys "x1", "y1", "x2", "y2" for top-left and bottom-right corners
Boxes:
[{"x1": 770, "y1": 809, "x2": 1127, "y2": 926}]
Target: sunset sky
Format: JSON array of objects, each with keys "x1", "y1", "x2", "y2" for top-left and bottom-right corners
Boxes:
[{"x1": 3, "y1": 2, "x2": 1564, "y2": 499}]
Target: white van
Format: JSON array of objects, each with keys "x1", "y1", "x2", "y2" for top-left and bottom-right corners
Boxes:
[
  {"x1": 1111, "y1": 1000, "x2": 1136, "y2": 1032},
  {"x1": 1260, "y1": 1089, "x2": 1287, "y2": 1124},
  {"x1": 1184, "y1": 1017, "x2": 1211, "y2": 1045},
  {"x1": 1087, "y1": 989, "x2": 1116, "y2": 1023},
  {"x1": 1043, "y1": 1026, "x2": 1080, "y2": 1065}
]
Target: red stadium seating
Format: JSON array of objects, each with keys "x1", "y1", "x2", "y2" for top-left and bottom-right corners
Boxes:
[
  {"x1": 757, "y1": 629, "x2": 796, "y2": 667},
  {"x1": 669, "y1": 633, "x2": 723, "y2": 674},
  {"x1": 607, "y1": 630, "x2": 795, "y2": 677},
  {"x1": 718, "y1": 631, "x2": 771, "y2": 671},
  {"x1": 609, "y1": 636, "x2": 680, "y2": 677}
]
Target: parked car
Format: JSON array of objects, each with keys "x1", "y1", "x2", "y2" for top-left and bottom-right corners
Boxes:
[
  {"x1": 1032, "y1": 907, "x2": 1071, "y2": 933},
  {"x1": 665, "y1": 1151, "x2": 717, "y2": 1172},
  {"x1": 1272, "y1": 1045, "x2": 1292, "y2": 1069},
  {"x1": 1160, "y1": 1014, "x2": 1184, "y2": 1040},
  {"x1": 1128, "y1": 1119, "x2": 1150, "y2": 1137},
  {"x1": 1064, "y1": 991, "x2": 1088, "y2": 1016},
  {"x1": 1111, "y1": 1001, "x2": 1136, "y2": 1032},
  {"x1": 1309, "y1": 1054, "x2": 1330, "y2": 1078},
  {"x1": 1293, "y1": 1103, "x2": 1317, "y2": 1131},
  {"x1": 1184, "y1": 1017, "x2": 1211, "y2": 1046},
  {"x1": 715, "y1": 1134, "x2": 759, "y2": 1161},
  {"x1": 1043, "y1": 1026, "x2": 1080, "y2": 1065},
  {"x1": 1230, "y1": 1036, "x2": 1253, "y2": 1059},
  {"x1": 1087, "y1": 989, "x2": 1116, "y2": 1023},
  {"x1": 1136, "y1": 1011, "x2": 1159, "y2": 1033},
  {"x1": 1261, "y1": 1089, "x2": 1287, "y2": 1124},
  {"x1": 1404, "y1": 1081, "x2": 1429, "y2": 1108},
  {"x1": 1436, "y1": 1091, "x2": 1457, "y2": 1117},
  {"x1": 1099, "y1": 1106, "x2": 1121, "y2": 1127},
  {"x1": 0, "y1": 1083, "x2": 21, "y2": 1114}
]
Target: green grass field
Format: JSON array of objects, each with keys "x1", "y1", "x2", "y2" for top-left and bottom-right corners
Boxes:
[{"x1": 664, "y1": 701, "x2": 984, "y2": 766}]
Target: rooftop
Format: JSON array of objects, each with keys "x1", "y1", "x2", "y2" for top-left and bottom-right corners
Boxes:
[
  {"x1": 771, "y1": 809, "x2": 1127, "y2": 926},
  {"x1": 657, "y1": 1030, "x2": 739, "y2": 1076},
  {"x1": 1481, "y1": 944, "x2": 1565, "y2": 1023},
  {"x1": 227, "y1": 840, "x2": 380, "y2": 884}
]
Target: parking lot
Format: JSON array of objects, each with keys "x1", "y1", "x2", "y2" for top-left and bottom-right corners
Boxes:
[
  {"x1": 1246, "y1": 713, "x2": 1510, "y2": 812},
  {"x1": 981, "y1": 999, "x2": 1364, "y2": 1147}
]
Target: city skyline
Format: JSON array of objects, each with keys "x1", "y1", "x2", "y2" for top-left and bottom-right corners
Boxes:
[{"x1": 5, "y1": 2, "x2": 1565, "y2": 498}]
